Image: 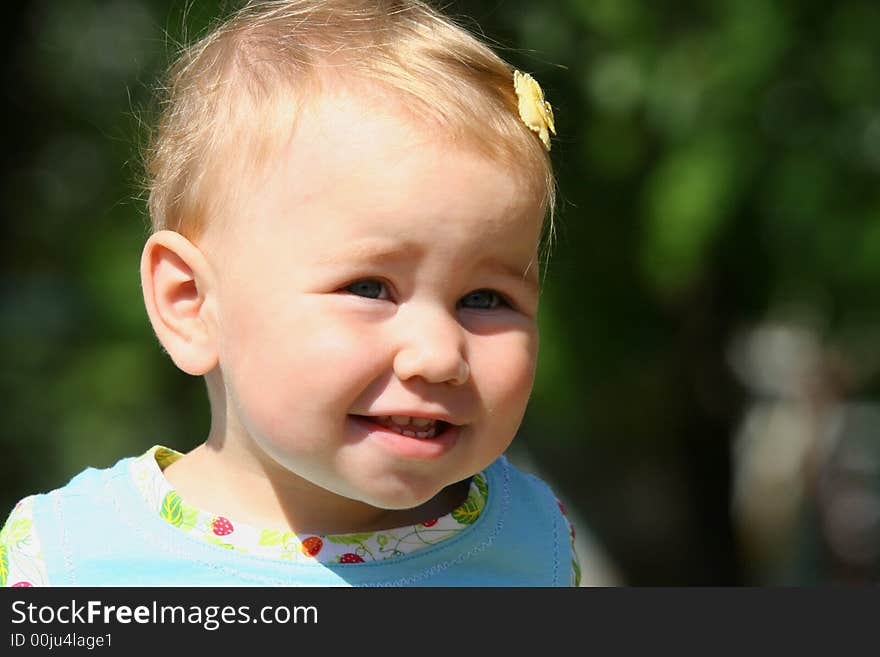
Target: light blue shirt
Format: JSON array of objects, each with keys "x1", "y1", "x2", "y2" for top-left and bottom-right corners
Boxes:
[{"x1": 30, "y1": 454, "x2": 573, "y2": 586}]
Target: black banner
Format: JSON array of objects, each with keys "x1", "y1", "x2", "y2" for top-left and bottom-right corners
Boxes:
[{"x1": 0, "y1": 587, "x2": 875, "y2": 652}]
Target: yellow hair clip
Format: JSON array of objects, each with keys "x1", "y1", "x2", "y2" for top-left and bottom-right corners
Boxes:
[{"x1": 514, "y1": 70, "x2": 556, "y2": 151}]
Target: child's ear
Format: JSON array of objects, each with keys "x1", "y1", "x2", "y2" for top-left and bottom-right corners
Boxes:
[{"x1": 140, "y1": 230, "x2": 218, "y2": 376}]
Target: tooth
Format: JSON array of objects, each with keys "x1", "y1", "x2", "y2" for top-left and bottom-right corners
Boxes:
[
  {"x1": 392, "y1": 415, "x2": 410, "y2": 425},
  {"x1": 416, "y1": 430, "x2": 432, "y2": 438},
  {"x1": 402, "y1": 430, "x2": 416, "y2": 437},
  {"x1": 412, "y1": 417, "x2": 432, "y2": 428}
]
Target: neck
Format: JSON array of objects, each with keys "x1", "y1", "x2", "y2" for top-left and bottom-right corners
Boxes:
[{"x1": 162, "y1": 436, "x2": 468, "y2": 535}]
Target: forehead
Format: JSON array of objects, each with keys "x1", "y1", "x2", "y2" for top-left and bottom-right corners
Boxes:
[{"x1": 236, "y1": 86, "x2": 545, "y2": 256}]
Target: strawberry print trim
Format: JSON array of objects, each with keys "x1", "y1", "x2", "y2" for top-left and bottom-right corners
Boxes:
[
  {"x1": 132, "y1": 445, "x2": 491, "y2": 566},
  {"x1": 211, "y1": 517, "x2": 234, "y2": 536},
  {"x1": 301, "y1": 536, "x2": 323, "y2": 557}
]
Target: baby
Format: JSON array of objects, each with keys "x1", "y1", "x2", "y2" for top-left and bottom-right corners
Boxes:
[{"x1": 1, "y1": 0, "x2": 577, "y2": 586}]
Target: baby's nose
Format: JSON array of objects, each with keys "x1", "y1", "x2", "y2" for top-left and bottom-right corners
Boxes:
[{"x1": 392, "y1": 308, "x2": 469, "y2": 386}]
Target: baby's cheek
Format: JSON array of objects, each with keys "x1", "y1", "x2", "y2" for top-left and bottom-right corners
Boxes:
[
  {"x1": 229, "y1": 369, "x2": 300, "y2": 439},
  {"x1": 303, "y1": 318, "x2": 392, "y2": 381},
  {"x1": 474, "y1": 331, "x2": 537, "y2": 407}
]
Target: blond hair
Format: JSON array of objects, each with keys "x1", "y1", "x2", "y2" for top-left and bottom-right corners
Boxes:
[{"x1": 145, "y1": 0, "x2": 556, "y2": 245}]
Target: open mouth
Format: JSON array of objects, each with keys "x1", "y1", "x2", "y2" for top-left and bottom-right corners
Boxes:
[{"x1": 355, "y1": 415, "x2": 451, "y2": 439}]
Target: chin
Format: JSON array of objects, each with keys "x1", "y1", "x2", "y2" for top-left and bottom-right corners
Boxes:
[{"x1": 354, "y1": 476, "x2": 447, "y2": 512}]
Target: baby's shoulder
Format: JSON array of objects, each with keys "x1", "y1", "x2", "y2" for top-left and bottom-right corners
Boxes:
[
  {"x1": 494, "y1": 455, "x2": 566, "y2": 512},
  {"x1": 1, "y1": 455, "x2": 146, "y2": 586}
]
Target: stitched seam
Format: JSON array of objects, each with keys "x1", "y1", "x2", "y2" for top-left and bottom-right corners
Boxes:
[
  {"x1": 551, "y1": 497, "x2": 560, "y2": 586},
  {"x1": 522, "y1": 470, "x2": 564, "y2": 586},
  {"x1": 372, "y1": 456, "x2": 511, "y2": 587},
  {"x1": 50, "y1": 489, "x2": 76, "y2": 586},
  {"x1": 108, "y1": 467, "x2": 291, "y2": 585}
]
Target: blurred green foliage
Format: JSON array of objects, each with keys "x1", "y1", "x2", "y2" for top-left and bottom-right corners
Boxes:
[{"x1": 2, "y1": 0, "x2": 879, "y2": 584}]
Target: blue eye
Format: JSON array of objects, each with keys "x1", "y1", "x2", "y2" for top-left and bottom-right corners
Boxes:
[
  {"x1": 344, "y1": 279, "x2": 386, "y2": 299},
  {"x1": 459, "y1": 289, "x2": 506, "y2": 310}
]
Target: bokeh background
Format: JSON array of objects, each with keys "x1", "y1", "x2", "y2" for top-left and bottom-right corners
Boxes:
[{"x1": 3, "y1": 0, "x2": 880, "y2": 585}]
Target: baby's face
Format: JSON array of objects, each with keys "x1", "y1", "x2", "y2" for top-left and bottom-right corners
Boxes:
[{"x1": 203, "y1": 89, "x2": 544, "y2": 513}]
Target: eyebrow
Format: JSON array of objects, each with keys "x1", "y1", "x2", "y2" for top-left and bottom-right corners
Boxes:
[
  {"x1": 483, "y1": 258, "x2": 540, "y2": 293},
  {"x1": 315, "y1": 242, "x2": 539, "y2": 291},
  {"x1": 313, "y1": 242, "x2": 419, "y2": 267}
]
